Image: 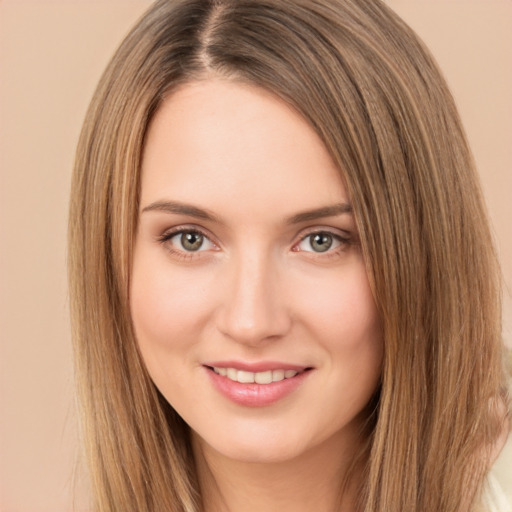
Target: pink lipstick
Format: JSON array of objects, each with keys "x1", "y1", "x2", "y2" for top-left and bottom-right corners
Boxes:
[{"x1": 204, "y1": 361, "x2": 313, "y2": 407}]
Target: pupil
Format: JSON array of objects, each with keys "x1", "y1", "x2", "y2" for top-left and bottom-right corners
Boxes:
[
  {"x1": 311, "y1": 233, "x2": 332, "y2": 252},
  {"x1": 181, "y1": 232, "x2": 203, "y2": 251}
]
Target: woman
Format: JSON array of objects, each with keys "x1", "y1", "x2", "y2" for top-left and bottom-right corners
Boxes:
[{"x1": 68, "y1": 0, "x2": 510, "y2": 510}]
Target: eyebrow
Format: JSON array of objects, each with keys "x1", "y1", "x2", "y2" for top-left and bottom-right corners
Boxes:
[
  {"x1": 141, "y1": 200, "x2": 221, "y2": 222},
  {"x1": 141, "y1": 200, "x2": 353, "y2": 224},
  {"x1": 285, "y1": 203, "x2": 353, "y2": 224}
]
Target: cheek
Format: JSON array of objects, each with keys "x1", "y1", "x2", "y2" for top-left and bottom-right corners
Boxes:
[
  {"x1": 130, "y1": 249, "x2": 215, "y2": 357},
  {"x1": 294, "y1": 259, "x2": 383, "y2": 409},
  {"x1": 309, "y1": 265, "x2": 383, "y2": 409},
  {"x1": 294, "y1": 260, "x2": 381, "y2": 349},
  {"x1": 129, "y1": 251, "x2": 220, "y2": 400}
]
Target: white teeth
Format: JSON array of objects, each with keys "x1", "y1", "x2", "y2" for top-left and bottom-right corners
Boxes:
[
  {"x1": 237, "y1": 370, "x2": 255, "y2": 383},
  {"x1": 212, "y1": 367, "x2": 302, "y2": 384},
  {"x1": 272, "y1": 369, "x2": 285, "y2": 382},
  {"x1": 255, "y1": 370, "x2": 272, "y2": 384}
]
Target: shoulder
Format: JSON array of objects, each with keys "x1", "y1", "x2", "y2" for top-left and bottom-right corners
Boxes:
[{"x1": 481, "y1": 433, "x2": 512, "y2": 512}]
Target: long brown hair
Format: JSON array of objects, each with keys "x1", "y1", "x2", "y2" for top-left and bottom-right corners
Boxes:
[{"x1": 68, "y1": 0, "x2": 508, "y2": 510}]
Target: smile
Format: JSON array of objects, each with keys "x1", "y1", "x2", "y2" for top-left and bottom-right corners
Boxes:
[
  {"x1": 204, "y1": 363, "x2": 313, "y2": 407},
  {"x1": 211, "y1": 367, "x2": 301, "y2": 384}
]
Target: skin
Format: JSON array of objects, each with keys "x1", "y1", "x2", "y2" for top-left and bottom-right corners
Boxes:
[{"x1": 131, "y1": 79, "x2": 383, "y2": 512}]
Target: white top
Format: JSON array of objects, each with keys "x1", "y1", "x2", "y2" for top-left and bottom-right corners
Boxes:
[
  {"x1": 482, "y1": 473, "x2": 511, "y2": 512},
  {"x1": 482, "y1": 434, "x2": 512, "y2": 512}
]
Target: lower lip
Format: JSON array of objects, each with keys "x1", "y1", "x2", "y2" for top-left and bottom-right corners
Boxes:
[{"x1": 205, "y1": 367, "x2": 312, "y2": 407}]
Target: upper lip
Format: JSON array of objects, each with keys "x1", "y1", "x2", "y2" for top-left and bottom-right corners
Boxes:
[{"x1": 203, "y1": 360, "x2": 312, "y2": 373}]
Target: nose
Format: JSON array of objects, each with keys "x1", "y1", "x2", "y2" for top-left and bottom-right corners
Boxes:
[{"x1": 216, "y1": 251, "x2": 292, "y2": 346}]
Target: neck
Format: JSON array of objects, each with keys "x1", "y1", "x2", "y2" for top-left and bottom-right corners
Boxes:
[{"x1": 192, "y1": 427, "x2": 366, "y2": 512}]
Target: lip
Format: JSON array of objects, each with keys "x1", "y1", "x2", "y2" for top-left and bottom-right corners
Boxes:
[
  {"x1": 203, "y1": 361, "x2": 313, "y2": 407},
  {"x1": 204, "y1": 360, "x2": 309, "y2": 373}
]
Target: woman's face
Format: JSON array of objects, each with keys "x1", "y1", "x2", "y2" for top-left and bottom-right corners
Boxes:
[{"x1": 131, "y1": 80, "x2": 383, "y2": 463}]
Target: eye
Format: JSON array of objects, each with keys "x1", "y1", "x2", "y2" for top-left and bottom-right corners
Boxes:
[
  {"x1": 177, "y1": 231, "x2": 208, "y2": 252},
  {"x1": 160, "y1": 229, "x2": 215, "y2": 253},
  {"x1": 296, "y1": 231, "x2": 346, "y2": 253}
]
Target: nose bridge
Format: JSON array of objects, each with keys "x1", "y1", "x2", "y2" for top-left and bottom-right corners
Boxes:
[{"x1": 217, "y1": 245, "x2": 290, "y2": 344}]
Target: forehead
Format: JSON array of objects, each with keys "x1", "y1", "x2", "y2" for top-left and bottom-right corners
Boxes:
[{"x1": 140, "y1": 79, "x2": 348, "y2": 219}]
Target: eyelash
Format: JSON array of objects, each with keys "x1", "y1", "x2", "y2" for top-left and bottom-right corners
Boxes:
[
  {"x1": 156, "y1": 226, "x2": 353, "y2": 261},
  {"x1": 294, "y1": 230, "x2": 352, "y2": 260},
  {"x1": 156, "y1": 227, "x2": 215, "y2": 261}
]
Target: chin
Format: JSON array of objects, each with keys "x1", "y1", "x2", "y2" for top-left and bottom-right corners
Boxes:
[
  {"x1": 208, "y1": 440, "x2": 306, "y2": 465},
  {"x1": 192, "y1": 420, "x2": 339, "y2": 466}
]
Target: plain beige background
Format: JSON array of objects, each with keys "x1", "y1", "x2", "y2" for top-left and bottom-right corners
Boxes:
[{"x1": 0, "y1": 1, "x2": 510, "y2": 510}]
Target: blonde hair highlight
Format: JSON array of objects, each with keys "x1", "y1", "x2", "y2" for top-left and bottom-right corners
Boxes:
[{"x1": 68, "y1": 1, "x2": 508, "y2": 510}]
